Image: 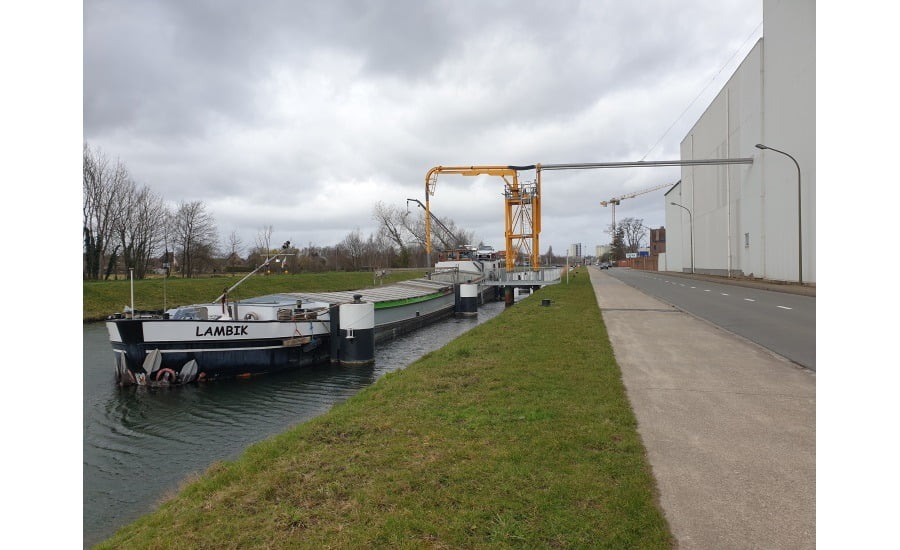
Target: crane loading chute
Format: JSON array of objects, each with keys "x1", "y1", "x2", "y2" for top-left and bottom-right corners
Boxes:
[{"x1": 406, "y1": 198, "x2": 463, "y2": 251}]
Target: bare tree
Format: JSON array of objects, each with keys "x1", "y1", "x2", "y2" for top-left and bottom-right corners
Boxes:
[
  {"x1": 373, "y1": 202, "x2": 410, "y2": 257},
  {"x1": 374, "y1": 201, "x2": 463, "y2": 267},
  {"x1": 338, "y1": 228, "x2": 366, "y2": 271},
  {"x1": 433, "y1": 216, "x2": 474, "y2": 249},
  {"x1": 399, "y1": 208, "x2": 473, "y2": 252},
  {"x1": 401, "y1": 211, "x2": 427, "y2": 248},
  {"x1": 365, "y1": 231, "x2": 395, "y2": 269},
  {"x1": 256, "y1": 225, "x2": 274, "y2": 257},
  {"x1": 296, "y1": 243, "x2": 327, "y2": 272},
  {"x1": 114, "y1": 180, "x2": 168, "y2": 279},
  {"x1": 83, "y1": 143, "x2": 129, "y2": 279},
  {"x1": 619, "y1": 217, "x2": 647, "y2": 253},
  {"x1": 225, "y1": 230, "x2": 243, "y2": 271},
  {"x1": 160, "y1": 209, "x2": 175, "y2": 276},
  {"x1": 172, "y1": 200, "x2": 218, "y2": 277},
  {"x1": 191, "y1": 241, "x2": 220, "y2": 274}
]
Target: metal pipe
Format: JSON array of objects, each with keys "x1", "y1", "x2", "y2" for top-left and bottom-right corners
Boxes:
[{"x1": 540, "y1": 158, "x2": 754, "y2": 170}]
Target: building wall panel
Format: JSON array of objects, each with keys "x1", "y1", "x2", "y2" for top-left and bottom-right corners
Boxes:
[{"x1": 669, "y1": 0, "x2": 814, "y2": 283}]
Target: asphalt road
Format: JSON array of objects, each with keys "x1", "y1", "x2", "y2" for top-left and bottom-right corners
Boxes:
[{"x1": 602, "y1": 268, "x2": 816, "y2": 370}]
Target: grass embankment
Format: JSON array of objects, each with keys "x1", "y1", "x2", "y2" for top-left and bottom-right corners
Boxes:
[
  {"x1": 83, "y1": 271, "x2": 427, "y2": 322},
  {"x1": 97, "y1": 270, "x2": 672, "y2": 549}
]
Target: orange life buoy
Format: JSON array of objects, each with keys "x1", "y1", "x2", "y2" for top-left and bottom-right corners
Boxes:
[{"x1": 156, "y1": 368, "x2": 177, "y2": 382}]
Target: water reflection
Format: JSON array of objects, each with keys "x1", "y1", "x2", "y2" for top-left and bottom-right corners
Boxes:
[{"x1": 83, "y1": 301, "x2": 504, "y2": 547}]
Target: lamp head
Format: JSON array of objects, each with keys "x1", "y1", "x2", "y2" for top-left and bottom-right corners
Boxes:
[{"x1": 755, "y1": 143, "x2": 768, "y2": 150}]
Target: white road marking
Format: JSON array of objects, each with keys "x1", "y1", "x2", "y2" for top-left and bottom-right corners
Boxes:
[
  {"x1": 721, "y1": 293, "x2": 729, "y2": 296},
  {"x1": 691, "y1": 286, "x2": 696, "y2": 289},
  {"x1": 704, "y1": 289, "x2": 711, "y2": 292},
  {"x1": 777, "y1": 305, "x2": 792, "y2": 310},
  {"x1": 744, "y1": 298, "x2": 755, "y2": 302}
]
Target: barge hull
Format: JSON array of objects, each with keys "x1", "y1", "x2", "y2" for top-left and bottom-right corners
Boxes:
[{"x1": 111, "y1": 338, "x2": 331, "y2": 382}]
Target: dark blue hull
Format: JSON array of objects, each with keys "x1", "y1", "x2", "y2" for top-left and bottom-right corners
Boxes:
[{"x1": 111, "y1": 338, "x2": 331, "y2": 383}]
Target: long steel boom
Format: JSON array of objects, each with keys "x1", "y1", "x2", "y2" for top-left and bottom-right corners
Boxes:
[
  {"x1": 540, "y1": 158, "x2": 753, "y2": 170},
  {"x1": 213, "y1": 251, "x2": 294, "y2": 304}
]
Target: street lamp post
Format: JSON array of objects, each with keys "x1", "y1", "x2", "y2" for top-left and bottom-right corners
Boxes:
[
  {"x1": 670, "y1": 202, "x2": 694, "y2": 274},
  {"x1": 755, "y1": 143, "x2": 802, "y2": 285}
]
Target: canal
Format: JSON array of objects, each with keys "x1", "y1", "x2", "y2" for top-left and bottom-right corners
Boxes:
[{"x1": 83, "y1": 300, "x2": 505, "y2": 547}]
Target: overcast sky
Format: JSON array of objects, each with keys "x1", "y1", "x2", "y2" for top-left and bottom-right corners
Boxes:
[
  {"x1": 10, "y1": 4, "x2": 900, "y2": 541},
  {"x1": 83, "y1": 0, "x2": 763, "y2": 256}
]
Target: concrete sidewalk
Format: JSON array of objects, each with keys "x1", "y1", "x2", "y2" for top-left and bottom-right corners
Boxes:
[{"x1": 588, "y1": 267, "x2": 815, "y2": 549}]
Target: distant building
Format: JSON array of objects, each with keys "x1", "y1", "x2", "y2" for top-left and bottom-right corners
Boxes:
[
  {"x1": 569, "y1": 243, "x2": 582, "y2": 258},
  {"x1": 595, "y1": 244, "x2": 611, "y2": 258},
  {"x1": 650, "y1": 227, "x2": 665, "y2": 256}
]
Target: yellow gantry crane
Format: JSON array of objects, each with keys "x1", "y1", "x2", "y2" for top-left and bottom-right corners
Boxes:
[
  {"x1": 423, "y1": 158, "x2": 754, "y2": 273},
  {"x1": 425, "y1": 165, "x2": 541, "y2": 272},
  {"x1": 600, "y1": 181, "x2": 676, "y2": 234}
]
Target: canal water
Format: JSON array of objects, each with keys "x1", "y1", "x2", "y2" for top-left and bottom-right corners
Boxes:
[{"x1": 83, "y1": 301, "x2": 505, "y2": 547}]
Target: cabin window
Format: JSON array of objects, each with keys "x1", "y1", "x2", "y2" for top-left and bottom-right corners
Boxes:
[{"x1": 172, "y1": 306, "x2": 208, "y2": 320}]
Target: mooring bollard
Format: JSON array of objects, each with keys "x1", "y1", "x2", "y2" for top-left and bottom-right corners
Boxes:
[
  {"x1": 455, "y1": 283, "x2": 478, "y2": 316},
  {"x1": 334, "y1": 297, "x2": 375, "y2": 366}
]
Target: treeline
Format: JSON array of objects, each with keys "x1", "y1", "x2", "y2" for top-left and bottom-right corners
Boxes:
[
  {"x1": 605, "y1": 217, "x2": 648, "y2": 262},
  {"x1": 83, "y1": 144, "x2": 479, "y2": 280},
  {"x1": 83, "y1": 143, "x2": 218, "y2": 280}
]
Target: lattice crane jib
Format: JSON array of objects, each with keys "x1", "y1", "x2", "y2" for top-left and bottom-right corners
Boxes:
[{"x1": 600, "y1": 181, "x2": 675, "y2": 234}]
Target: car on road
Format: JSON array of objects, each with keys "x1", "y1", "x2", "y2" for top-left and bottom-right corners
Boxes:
[{"x1": 600, "y1": 262, "x2": 611, "y2": 269}]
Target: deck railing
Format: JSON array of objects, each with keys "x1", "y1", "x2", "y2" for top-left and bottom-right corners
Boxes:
[
  {"x1": 492, "y1": 267, "x2": 562, "y2": 286},
  {"x1": 427, "y1": 266, "x2": 563, "y2": 286}
]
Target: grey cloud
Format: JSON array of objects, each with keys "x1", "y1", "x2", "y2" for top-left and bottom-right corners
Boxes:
[{"x1": 84, "y1": 0, "x2": 762, "y2": 252}]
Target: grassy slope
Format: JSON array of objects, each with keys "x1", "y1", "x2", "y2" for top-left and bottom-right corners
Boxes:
[
  {"x1": 96, "y1": 270, "x2": 672, "y2": 549},
  {"x1": 83, "y1": 271, "x2": 428, "y2": 322}
]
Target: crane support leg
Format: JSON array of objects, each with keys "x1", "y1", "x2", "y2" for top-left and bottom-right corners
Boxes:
[{"x1": 425, "y1": 165, "x2": 541, "y2": 273}]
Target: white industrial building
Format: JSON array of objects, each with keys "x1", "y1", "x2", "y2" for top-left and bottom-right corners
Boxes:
[{"x1": 664, "y1": 0, "x2": 814, "y2": 283}]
